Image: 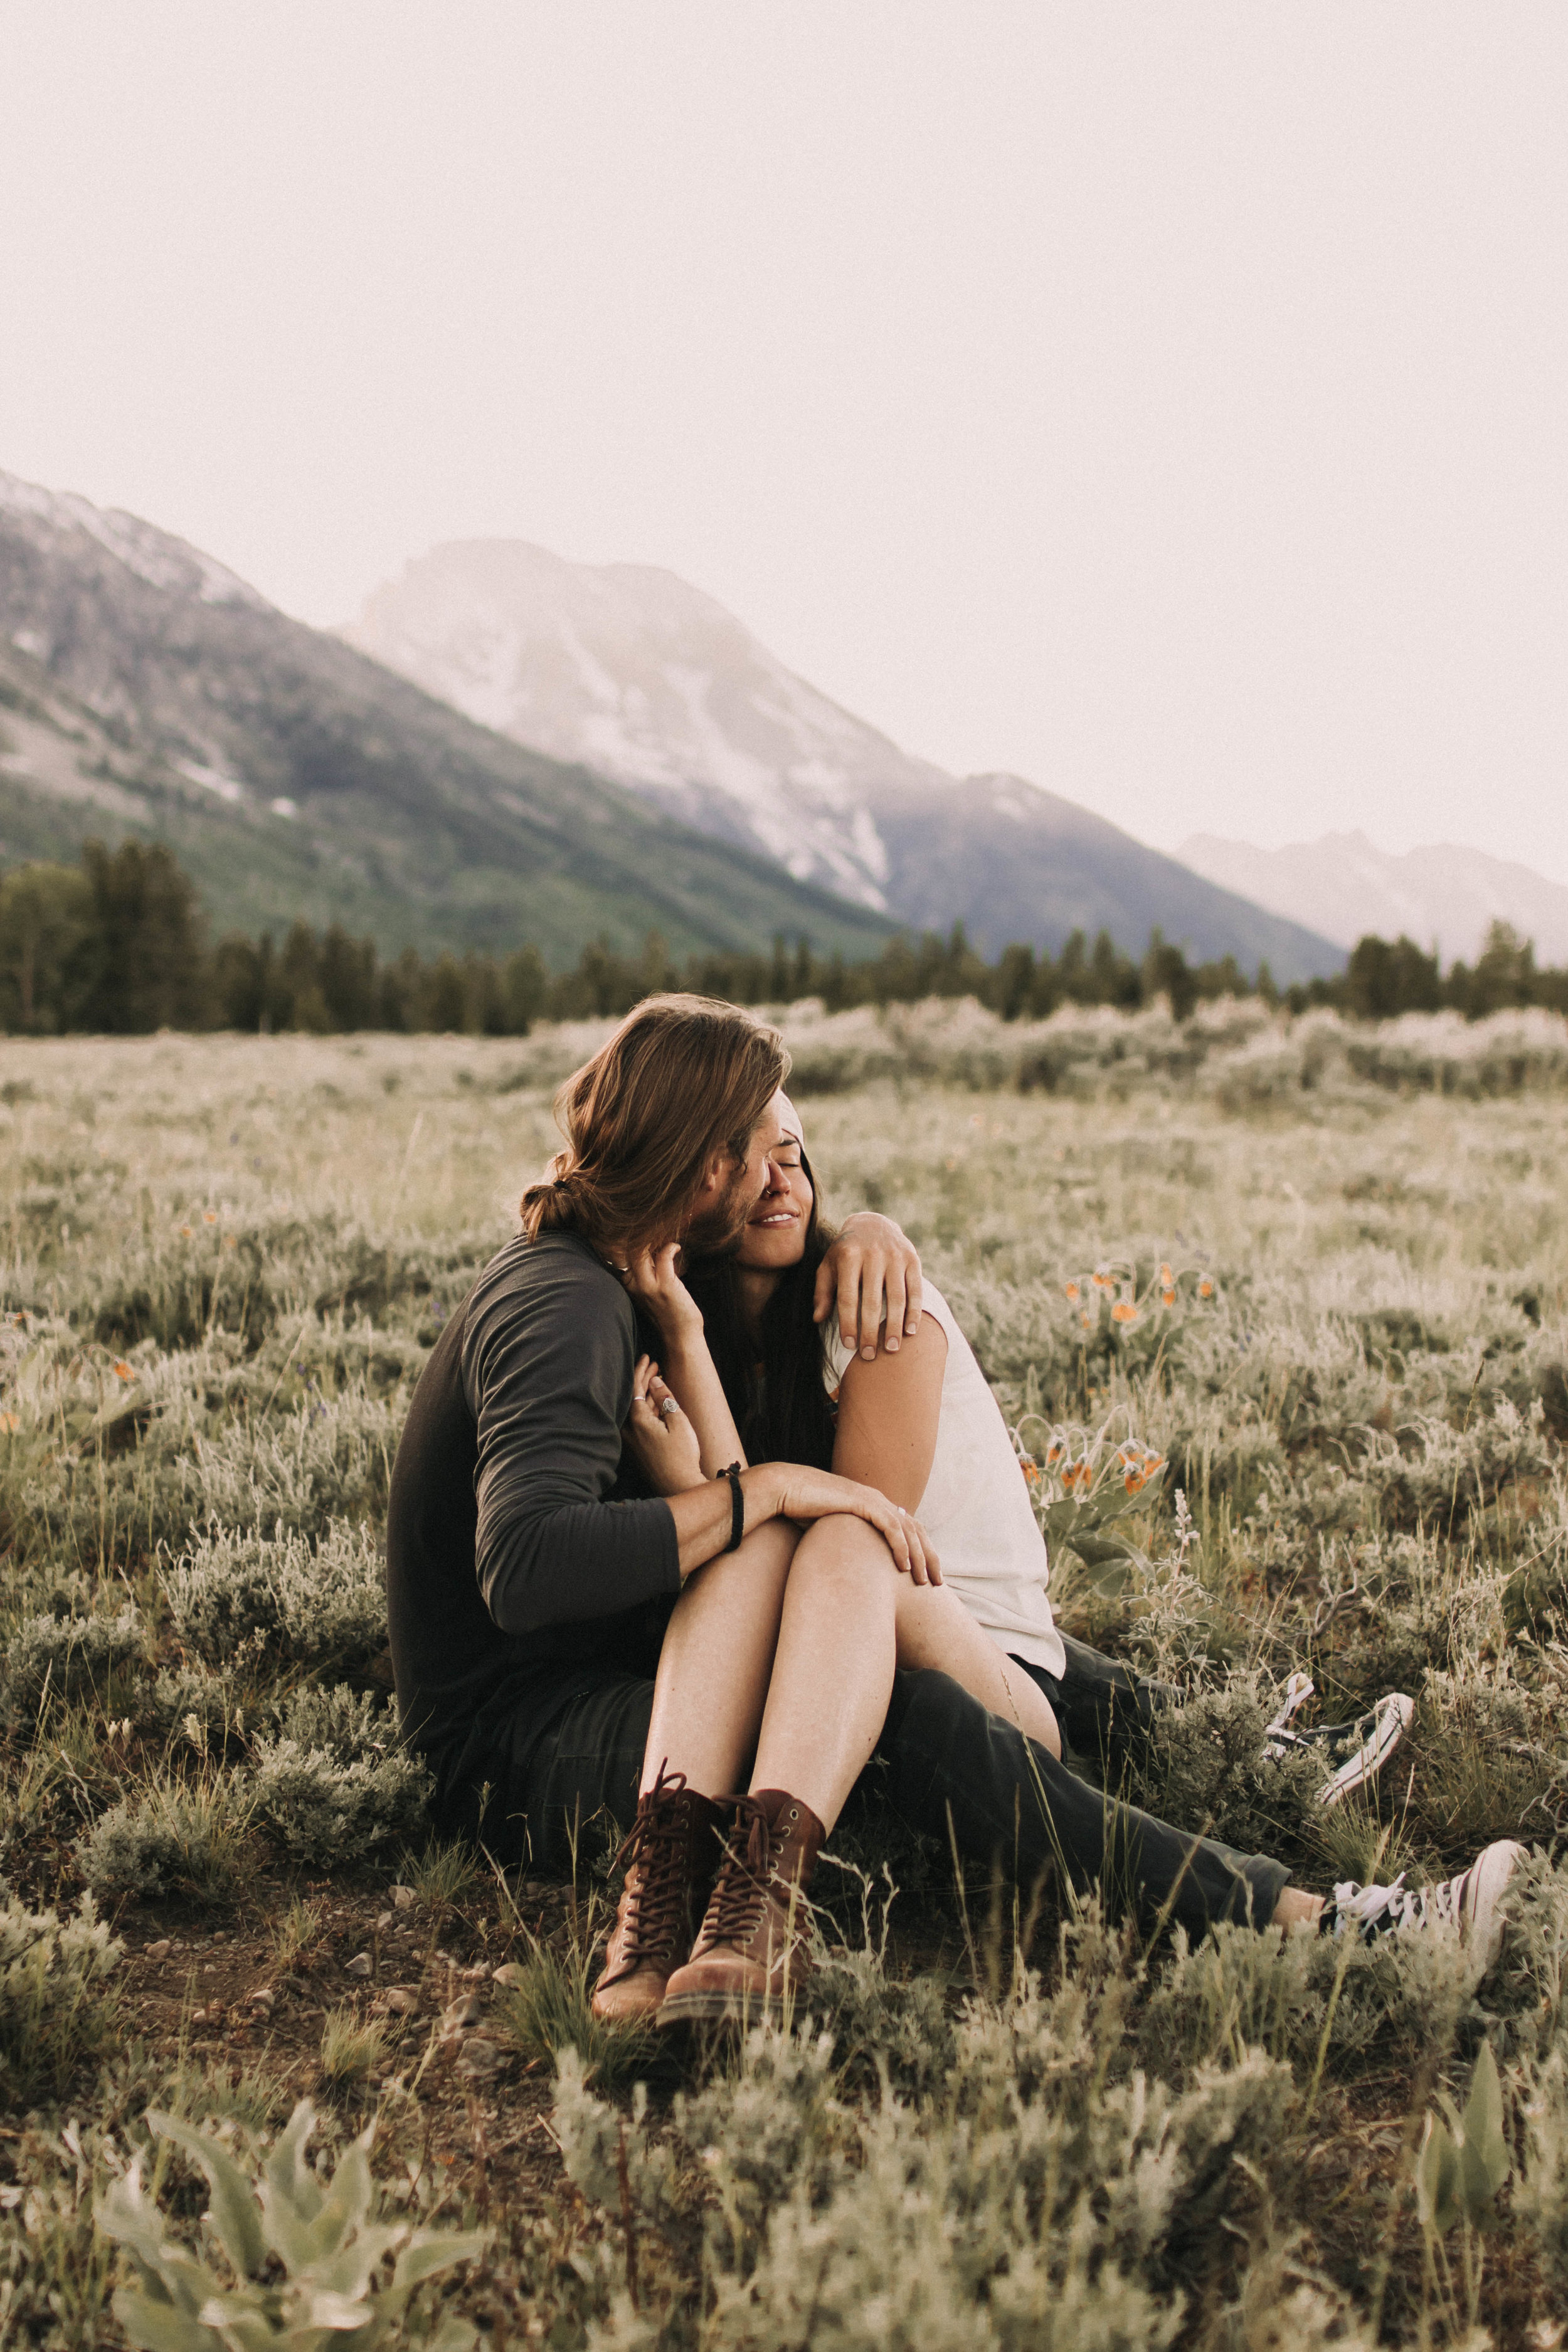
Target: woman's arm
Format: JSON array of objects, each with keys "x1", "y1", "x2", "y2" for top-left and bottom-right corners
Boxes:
[
  {"x1": 621, "y1": 1244, "x2": 748, "y2": 1476},
  {"x1": 830, "y1": 1313, "x2": 948, "y2": 1510}
]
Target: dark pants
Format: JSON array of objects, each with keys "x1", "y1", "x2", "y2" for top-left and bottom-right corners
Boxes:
[{"x1": 448, "y1": 1636, "x2": 1287, "y2": 1943}]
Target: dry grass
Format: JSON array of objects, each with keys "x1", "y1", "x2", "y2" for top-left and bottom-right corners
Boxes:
[{"x1": 2, "y1": 1009, "x2": 1568, "y2": 2346}]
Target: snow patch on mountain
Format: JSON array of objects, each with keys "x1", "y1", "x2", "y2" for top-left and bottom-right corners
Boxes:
[
  {"x1": 0, "y1": 469, "x2": 268, "y2": 611},
  {"x1": 339, "y1": 539, "x2": 964, "y2": 913}
]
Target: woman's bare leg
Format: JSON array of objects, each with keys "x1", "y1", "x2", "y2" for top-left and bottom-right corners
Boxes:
[
  {"x1": 746, "y1": 1528, "x2": 1062, "y2": 1825},
  {"x1": 748, "y1": 1515, "x2": 901, "y2": 1823},
  {"x1": 639, "y1": 1518, "x2": 798, "y2": 1797}
]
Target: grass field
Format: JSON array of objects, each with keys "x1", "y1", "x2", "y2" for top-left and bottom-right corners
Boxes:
[{"x1": 3, "y1": 1000, "x2": 1568, "y2": 2349}]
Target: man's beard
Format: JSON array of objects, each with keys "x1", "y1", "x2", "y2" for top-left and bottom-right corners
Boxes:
[{"x1": 681, "y1": 1163, "x2": 758, "y2": 1258}]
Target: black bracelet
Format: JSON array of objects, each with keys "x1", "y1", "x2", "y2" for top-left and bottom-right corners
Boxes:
[{"x1": 718, "y1": 1461, "x2": 744, "y2": 1552}]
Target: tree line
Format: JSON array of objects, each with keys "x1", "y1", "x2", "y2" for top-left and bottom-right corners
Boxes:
[{"x1": 1, "y1": 839, "x2": 1565, "y2": 1037}]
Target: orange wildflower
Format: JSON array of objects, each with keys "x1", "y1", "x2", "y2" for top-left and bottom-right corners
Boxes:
[
  {"x1": 1063, "y1": 1280, "x2": 1080, "y2": 1304},
  {"x1": 1111, "y1": 1301, "x2": 1140, "y2": 1326},
  {"x1": 1091, "y1": 1269, "x2": 1114, "y2": 1292},
  {"x1": 0, "y1": 1411, "x2": 19, "y2": 1434},
  {"x1": 1197, "y1": 1277, "x2": 1214, "y2": 1299},
  {"x1": 177, "y1": 1225, "x2": 193, "y2": 1239},
  {"x1": 1020, "y1": 1458, "x2": 1040, "y2": 1485},
  {"x1": 1159, "y1": 1263, "x2": 1173, "y2": 1286},
  {"x1": 202, "y1": 1210, "x2": 218, "y2": 1226},
  {"x1": 112, "y1": 1360, "x2": 134, "y2": 1382},
  {"x1": 1079, "y1": 1311, "x2": 1092, "y2": 1330},
  {"x1": 1161, "y1": 1288, "x2": 1177, "y2": 1309}
]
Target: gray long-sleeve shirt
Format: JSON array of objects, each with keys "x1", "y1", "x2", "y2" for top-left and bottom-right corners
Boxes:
[{"x1": 386, "y1": 1229, "x2": 680, "y2": 1785}]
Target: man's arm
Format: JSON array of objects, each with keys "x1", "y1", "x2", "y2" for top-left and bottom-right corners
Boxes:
[
  {"x1": 466, "y1": 1254, "x2": 682, "y2": 1635},
  {"x1": 813, "y1": 1212, "x2": 924, "y2": 1362}
]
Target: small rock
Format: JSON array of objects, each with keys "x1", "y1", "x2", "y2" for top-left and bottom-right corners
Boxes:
[
  {"x1": 381, "y1": 1987, "x2": 419, "y2": 2016},
  {"x1": 145, "y1": 1939, "x2": 171, "y2": 1961},
  {"x1": 460, "y1": 1964, "x2": 489, "y2": 1984},
  {"x1": 458, "y1": 2037, "x2": 502, "y2": 2079},
  {"x1": 491, "y1": 1962, "x2": 527, "y2": 1989},
  {"x1": 442, "y1": 1992, "x2": 484, "y2": 2031},
  {"x1": 246, "y1": 1986, "x2": 276, "y2": 2013},
  {"x1": 191, "y1": 2006, "x2": 208, "y2": 2024},
  {"x1": 376, "y1": 1912, "x2": 393, "y2": 1932},
  {"x1": 344, "y1": 1952, "x2": 374, "y2": 1978},
  {"x1": 391, "y1": 1885, "x2": 415, "y2": 1910},
  {"x1": 520, "y1": 1880, "x2": 548, "y2": 1899}
]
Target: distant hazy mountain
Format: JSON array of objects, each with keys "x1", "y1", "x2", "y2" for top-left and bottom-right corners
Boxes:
[
  {"x1": 0, "y1": 470, "x2": 896, "y2": 963},
  {"x1": 342, "y1": 541, "x2": 1343, "y2": 981},
  {"x1": 1177, "y1": 831, "x2": 1568, "y2": 967}
]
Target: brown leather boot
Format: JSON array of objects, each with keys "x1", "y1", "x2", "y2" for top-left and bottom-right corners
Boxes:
[
  {"x1": 657, "y1": 1789, "x2": 826, "y2": 2026},
  {"x1": 590, "y1": 1766, "x2": 724, "y2": 2022}
]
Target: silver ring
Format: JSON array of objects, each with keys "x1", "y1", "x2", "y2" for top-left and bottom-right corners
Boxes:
[{"x1": 659, "y1": 1397, "x2": 679, "y2": 1419}]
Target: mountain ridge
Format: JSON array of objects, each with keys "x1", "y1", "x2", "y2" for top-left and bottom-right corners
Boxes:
[
  {"x1": 341, "y1": 538, "x2": 1345, "y2": 982},
  {"x1": 0, "y1": 470, "x2": 898, "y2": 964},
  {"x1": 1178, "y1": 830, "x2": 1568, "y2": 967}
]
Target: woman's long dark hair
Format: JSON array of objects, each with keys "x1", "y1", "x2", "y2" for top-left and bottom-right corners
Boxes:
[{"x1": 682, "y1": 1145, "x2": 839, "y2": 1473}]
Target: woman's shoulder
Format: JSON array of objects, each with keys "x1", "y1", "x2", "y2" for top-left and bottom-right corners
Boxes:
[{"x1": 820, "y1": 1278, "x2": 962, "y2": 1388}]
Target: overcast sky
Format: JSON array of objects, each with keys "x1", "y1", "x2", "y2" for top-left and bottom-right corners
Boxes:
[{"x1": 3, "y1": 6, "x2": 1565, "y2": 881}]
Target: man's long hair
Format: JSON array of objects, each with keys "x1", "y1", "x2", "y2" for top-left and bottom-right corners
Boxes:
[
  {"x1": 519, "y1": 993, "x2": 788, "y2": 1259},
  {"x1": 683, "y1": 1140, "x2": 839, "y2": 1473}
]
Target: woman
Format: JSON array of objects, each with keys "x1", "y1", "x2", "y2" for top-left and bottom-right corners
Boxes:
[
  {"x1": 625, "y1": 1092, "x2": 1068, "y2": 1757},
  {"x1": 603, "y1": 1090, "x2": 1517, "y2": 2028}
]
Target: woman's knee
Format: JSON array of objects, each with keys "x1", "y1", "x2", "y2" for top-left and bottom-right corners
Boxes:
[{"x1": 788, "y1": 1511, "x2": 901, "y2": 1593}]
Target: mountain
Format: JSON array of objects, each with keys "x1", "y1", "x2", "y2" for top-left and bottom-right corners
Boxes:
[
  {"x1": 0, "y1": 470, "x2": 896, "y2": 965},
  {"x1": 341, "y1": 541, "x2": 1343, "y2": 982},
  {"x1": 1177, "y1": 832, "x2": 1568, "y2": 967}
]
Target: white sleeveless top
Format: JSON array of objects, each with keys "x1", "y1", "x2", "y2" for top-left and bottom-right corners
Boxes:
[{"x1": 821, "y1": 1281, "x2": 1065, "y2": 1681}]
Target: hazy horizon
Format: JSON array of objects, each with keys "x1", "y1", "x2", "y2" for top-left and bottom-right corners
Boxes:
[{"x1": 3, "y1": 6, "x2": 1565, "y2": 882}]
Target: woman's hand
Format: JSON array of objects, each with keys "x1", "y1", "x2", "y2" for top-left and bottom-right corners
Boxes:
[
  {"x1": 761, "y1": 1462, "x2": 943, "y2": 1586},
  {"x1": 622, "y1": 1242, "x2": 704, "y2": 1345},
  {"x1": 622, "y1": 1356, "x2": 705, "y2": 1495}
]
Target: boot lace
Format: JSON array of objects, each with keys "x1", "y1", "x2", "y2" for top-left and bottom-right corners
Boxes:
[
  {"x1": 706, "y1": 1796, "x2": 802, "y2": 1946},
  {"x1": 604, "y1": 1762, "x2": 696, "y2": 1976}
]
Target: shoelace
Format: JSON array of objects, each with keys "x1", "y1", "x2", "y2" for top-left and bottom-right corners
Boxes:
[
  {"x1": 607, "y1": 1763, "x2": 697, "y2": 1970},
  {"x1": 706, "y1": 1795, "x2": 797, "y2": 1946},
  {"x1": 1331, "y1": 1868, "x2": 1466, "y2": 1939}
]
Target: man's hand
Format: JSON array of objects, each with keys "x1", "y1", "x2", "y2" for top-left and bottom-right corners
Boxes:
[{"x1": 813, "y1": 1213, "x2": 923, "y2": 1362}]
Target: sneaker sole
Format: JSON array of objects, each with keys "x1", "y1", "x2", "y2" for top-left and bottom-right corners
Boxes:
[
  {"x1": 1461, "y1": 1838, "x2": 1528, "y2": 1979},
  {"x1": 1317, "y1": 1693, "x2": 1415, "y2": 1809}
]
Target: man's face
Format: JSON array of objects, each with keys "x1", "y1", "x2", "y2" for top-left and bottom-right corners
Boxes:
[{"x1": 681, "y1": 1099, "x2": 783, "y2": 1256}]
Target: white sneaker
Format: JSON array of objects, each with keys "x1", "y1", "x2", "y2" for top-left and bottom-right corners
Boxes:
[
  {"x1": 1328, "y1": 1839, "x2": 1527, "y2": 1980},
  {"x1": 1264, "y1": 1680, "x2": 1415, "y2": 1809}
]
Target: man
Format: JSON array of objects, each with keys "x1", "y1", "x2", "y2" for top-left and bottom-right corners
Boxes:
[
  {"x1": 386, "y1": 993, "x2": 929, "y2": 1882},
  {"x1": 387, "y1": 992, "x2": 1525, "y2": 2026}
]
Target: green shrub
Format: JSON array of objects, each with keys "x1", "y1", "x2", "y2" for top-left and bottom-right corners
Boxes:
[
  {"x1": 75, "y1": 1774, "x2": 256, "y2": 1903},
  {"x1": 0, "y1": 1889, "x2": 122, "y2": 2107},
  {"x1": 0, "y1": 1606, "x2": 147, "y2": 1714},
  {"x1": 98, "y1": 2099, "x2": 485, "y2": 2351},
  {"x1": 248, "y1": 1687, "x2": 430, "y2": 1867},
  {"x1": 161, "y1": 1519, "x2": 387, "y2": 1670}
]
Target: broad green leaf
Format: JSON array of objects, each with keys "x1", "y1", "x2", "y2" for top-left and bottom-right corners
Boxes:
[
  {"x1": 1416, "y1": 2114, "x2": 1461, "y2": 2235},
  {"x1": 391, "y1": 2230, "x2": 489, "y2": 2291},
  {"x1": 302, "y1": 2222, "x2": 403, "y2": 2302},
  {"x1": 149, "y1": 2111, "x2": 267, "y2": 2281},
  {"x1": 193, "y1": 2295, "x2": 278, "y2": 2352},
  {"x1": 98, "y1": 2167, "x2": 177, "y2": 2277},
  {"x1": 112, "y1": 2284, "x2": 219, "y2": 2352},
  {"x1": 297, "y1": 2141, "x2": 374, "y2": 2269},
  {"x1": 263, "y1": 2100, "x2": 324, "y2": 2227},
  {"x1": 1461, "y1": 2041, "x2": 1510, "y2": 2201},
  {"x1": 302, "y1": 2285, "x2": 381, "y2": 2330}
]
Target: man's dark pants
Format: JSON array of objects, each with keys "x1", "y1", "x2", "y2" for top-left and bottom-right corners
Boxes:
[{"x1": 441, "y1": 1634, "x2": 1288, "y2": 1942}]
